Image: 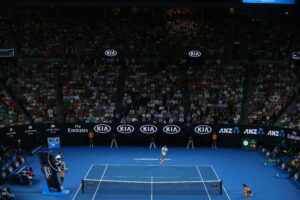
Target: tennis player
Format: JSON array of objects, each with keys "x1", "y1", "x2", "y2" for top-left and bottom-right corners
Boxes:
[
  {"x1": 242, "y1": 184, "x2": 252, "y2": 197},
  {"x1": 160, "y1": 145, "x2": 168, "y2": 164}
]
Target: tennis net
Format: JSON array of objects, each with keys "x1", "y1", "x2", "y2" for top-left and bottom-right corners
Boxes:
[{"x1": 81, "y1": 178, "x2": 222, "y2": 196}]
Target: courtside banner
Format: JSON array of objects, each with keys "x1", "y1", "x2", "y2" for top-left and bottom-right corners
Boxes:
[{"x1": 0, "y1": 123, "x2": 297, "y2": 146}]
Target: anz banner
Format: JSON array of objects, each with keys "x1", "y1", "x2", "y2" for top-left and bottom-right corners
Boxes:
[{"x1": 0, "y1": 123, "x2": 298, "y2": 147}]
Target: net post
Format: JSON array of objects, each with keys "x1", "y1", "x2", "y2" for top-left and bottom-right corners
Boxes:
[{"x1": 82, "y1": 179, "x2": 85, "y2": 193}]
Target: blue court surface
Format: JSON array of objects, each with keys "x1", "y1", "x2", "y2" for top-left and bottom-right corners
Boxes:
[{"x1": 7, "y1": 147, "x2": 300, "y2": 200}]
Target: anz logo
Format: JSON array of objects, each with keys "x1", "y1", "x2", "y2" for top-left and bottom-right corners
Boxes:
[
  {"x1": 94, "y1": 124, "x2": 111, "y2": 134},
  {"x1": 244, "y1": 128, "x2": 264, "y2": 135},
  {"x1": 163, "y1": 125, "x2": 180, "y2": 134},
  {"x1": 117, "y1": 124, "x2": 134, "y2": 134},
  {"x1": 194, "y1": 125, "x2": 212, "y2": 135},
  {"x1": 218, "y1": 127, "x2": 240, "y2": 134},
  {"x1": 267, "y1": 130, "x2": 285, "y2": 137},
  {"x1": 140, "y1": 125, "x2": 157, "y2": 134},
  {"x1": 188, "y1": 50, "x2": 201, "y2": 58},
  {"x1": 104, "y1": 49, "x2": 118, "y2": 57}
]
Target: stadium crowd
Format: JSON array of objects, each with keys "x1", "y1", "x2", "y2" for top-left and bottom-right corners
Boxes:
[
  {"x1": 247, "y1": 63, "x2": 299, "y2": 125},
  {"x1": 120, "y1": 64, "x2": 185, "y2": 124},
  {"x1": 188, "y1": 62, "x2": 244, "y2": 124},
  {"x1": 62, "y1": 61, "x2": 120, "y2": 123},
  {"x1": 0, "y1": 8, "x2": 299, "y2": 128}
]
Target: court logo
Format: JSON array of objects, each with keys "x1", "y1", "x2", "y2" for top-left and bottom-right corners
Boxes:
[
  {"x1": 194, "y1": 125, "x2": 212, "y2": 134},
  {"x1": 43, "y1": 165, "x2": 52, "y2": 180},
  {"x1": 104, "y1": 49, "x2": 118, "y2": 57},
  {"x1": 117, "y1": 124, "x2": 134, "y2": 134},
  {"x1": 188, "y1": 50, "x2": 201, "y2": 58},
  {"x1": 140, "y1": 125, "x2": 157, "y2": 134},
  {"x1": 163, "y1": 125, "x2": 180, "y2": 134},
  {"x1": 94, "y1": 124, "x2": 111, "y2": 134}
]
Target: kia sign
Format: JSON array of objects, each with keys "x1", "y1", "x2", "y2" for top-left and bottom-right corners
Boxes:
[
  {"x1": 188, "y1": 50, "x2": 201, "y2": 58},
  {"x1": 94, "y1": 124, "x2": 111, "y2": 134},
  {"x1": 163, "y1": 125, "x2": 180, "y2": 134},
  {"x1": 117, "y1": 124, "x2": 134, "y2": 134},
  {"x1": 194, "y1": 125, "x2": 212, "y2": 135},
  {"x1": 104, "y1": 49, "x2": 118, "y2": 57},
  {"x1": 140, "y1": 125, "x2": 157, "y2": 134}
]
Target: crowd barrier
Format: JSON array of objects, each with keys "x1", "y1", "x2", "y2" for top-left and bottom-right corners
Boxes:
[{"x1": 0, "y1": 123, "x2": 299, "y2": 148}]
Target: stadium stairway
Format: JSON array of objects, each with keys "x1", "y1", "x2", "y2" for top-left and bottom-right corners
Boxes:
[
  {"x1": 115, "y1": 62, "x2": 128, "y2": 117},
  {"x1": 0, "y1": 80, "x2": 32, "y2": 124},
  {"x1": 240, "y1": 64, "x2": 252, "y2": 124},
  {"x1": 274, "y1": 83, "x2": 300, "y2": 126}
]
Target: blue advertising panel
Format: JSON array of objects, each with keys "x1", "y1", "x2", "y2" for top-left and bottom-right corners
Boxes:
[{"x1": 47, "y1": 137, "x2": 60, "y2": 149}]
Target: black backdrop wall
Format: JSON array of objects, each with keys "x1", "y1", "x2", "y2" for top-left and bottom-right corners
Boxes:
[{"x1": 0, "y1": 123, "x2": 299, "y2": 149}]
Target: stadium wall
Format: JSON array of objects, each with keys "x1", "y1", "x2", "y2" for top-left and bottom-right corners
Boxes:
[{"x1": 0, "y1": 123, "x2": 299, "y2": 148}]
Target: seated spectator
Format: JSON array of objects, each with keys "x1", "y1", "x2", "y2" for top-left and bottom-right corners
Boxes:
[
  {"x1": 0, "y1": 186, "x2": 14, "y2": 200},
  {"x1": 21, "y1": 167, "x2": 34, "y2": 185}
]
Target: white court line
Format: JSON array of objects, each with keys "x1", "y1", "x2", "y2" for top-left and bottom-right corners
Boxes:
[
  {"x1": 72, "y1": 164, "x2": 95, "y2": 200},
  {"x1": 196, "y1": 165, "x2": 211, "y2": 200},
  {"x1": 150, "y1": 176, "x2": 153, "y2": 200},
  {"x1": 84, "y1": 164, "x2": 96, "y2": 179},
  {"x1": 209, "y1": 165, "x2": 231, "y2": 200},
  {"x1": 93, "y1": 164, "x2": 213, "y2": 167},
  {"x1": 92, "y1": 164, "x2": 108, "y2": 200},
  {"x1": 209, "y1": 165, "x2": 221, "y2": 181},
  {"x1": 102, "y1": 175, "x2": 219, "y2": 180},
  {"x1": 222, "y1": 186, "x2": 232, "y2": 200}
]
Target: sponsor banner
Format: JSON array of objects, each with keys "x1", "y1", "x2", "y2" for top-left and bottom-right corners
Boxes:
[
  {"x1": 188, "y1": 50, "x2": 201, "y2": 58},
  {"x1": 6, "y1": 127, "x2": 17, "y2": 138},
  {"x1": 242, "y1": 138, "x2": 257, "y2": 150},
  {"x1": 243, "y1": 127, "x2": 264, "y2": 135},
  {"x1": 0, "y1": 123, "x2": 298, "y2": 145},
  {"x1": 287, "y1": 131, "x2": 300, "y2": 141},
  {"x1": 140, "y1": 125, "x2": 158, "y2": 134},
  {"x1": 47, "y1": 137, "x2": 61, "y2": 149},
  {"x1": 266, "y1": 129, "x2": 285, "y2": 137},
  {"x1": 45, "y1": 124, "x2": 61, "y2": 134},
  {"x1": 218, "y1": 126, "x2": 240, "y2": 134},
  {"x1": 163, "y1": 125, "x2": 181, "y2": 135},
  {"x1": 24, "y1": 125, "x2": 37, "y2": 136},
  {"x1": 94, "y1": 124, "x2": 111, "y2": 134},
  {"x1": 117, "y1": 124, "x2": 134, "y2": 134},
  {"x1": 67, "y1": 124, "x2": 88, "y2": 134},
  {"x1": 194, "y1": 125, "x2": 212, "y2": 135},
  {"x1": 104, "y1": 49, "x2": 118, "y2": 57}
]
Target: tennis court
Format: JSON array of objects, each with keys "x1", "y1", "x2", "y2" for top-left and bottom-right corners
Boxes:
[{"x1": 72, "y1": 164, "x2": 231, "y2": 200}]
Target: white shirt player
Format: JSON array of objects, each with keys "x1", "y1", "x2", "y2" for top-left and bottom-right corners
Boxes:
[{"x1": 161, "y1": 146, "x2": 168, "y2": 156}]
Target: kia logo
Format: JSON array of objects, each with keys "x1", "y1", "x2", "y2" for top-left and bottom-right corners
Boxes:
[
  {"x1": 194, "y1": 125, "x2": 212, "y2": 134},
  {"x1": 140, "y1": 125, "x2": 157, "y2": 134},
  {"x1": 188, "y1": 50, "x2": 201, "y2": 58},
  {"x1": 163, "y1": 125, "x2": 180, "y2": 134},
  {"x1": 94, "y1": 124, "x2": 111, "y2": 134},
  {"x1": 104, "y1": 49, "x2": 118, "y2": 57},
  {"x1": 117, "y1": 125, "x2": 134, "y2": 134}
]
